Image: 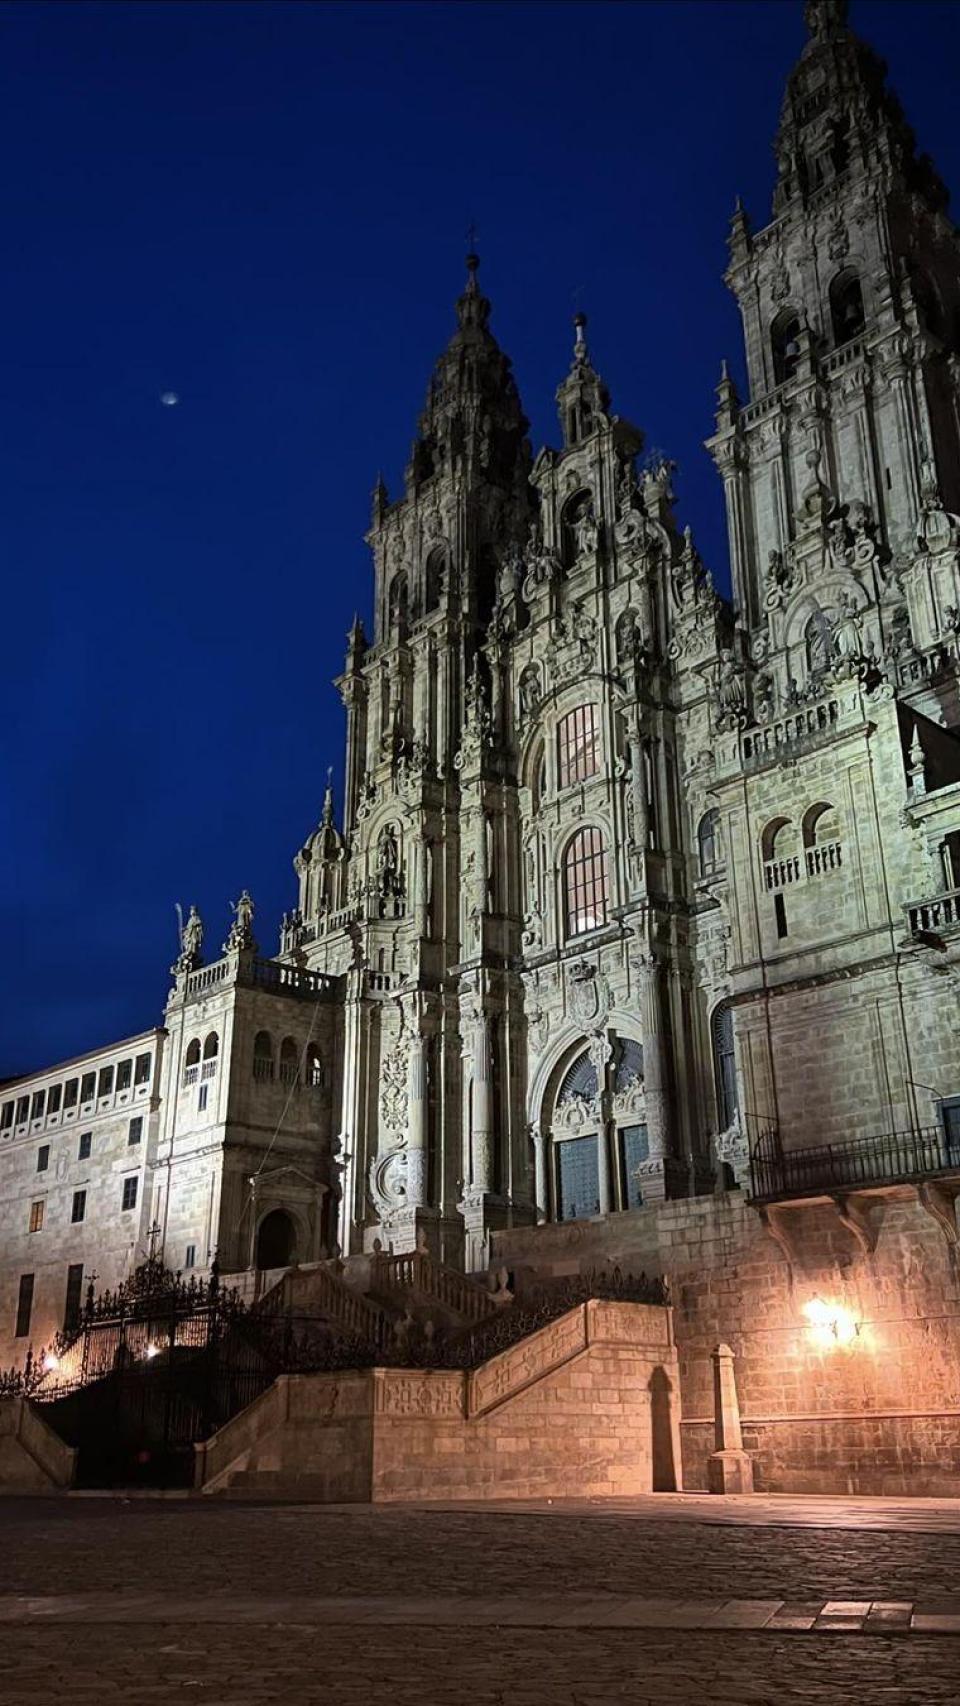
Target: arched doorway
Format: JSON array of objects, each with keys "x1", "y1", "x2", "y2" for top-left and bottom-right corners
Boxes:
[
  {"x1": 548, "y1": 1036, "x2": 647, "y2": 1220},
  {"x1": 256, "y1": 1208, "x2": 297, "y2": 1270}
]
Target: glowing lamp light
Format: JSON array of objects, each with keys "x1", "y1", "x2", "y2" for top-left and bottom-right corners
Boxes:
[
  {"x1": 42, "y1": 1353, "x2": 60, "y2": 1373},
  {"x1": 145, "y1": 1342, "x2": 160, "y2": 1360},
  {"x1": 803, "y1": 1296, "x2": 860, "y2": 1349}
]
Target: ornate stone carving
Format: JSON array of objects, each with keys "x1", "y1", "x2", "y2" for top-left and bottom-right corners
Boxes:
[
  {"x1": 173, "y1": 904, "x2": 203, "y2": 975},
  {"x1": 223, "y1": 890, "x2": 257, "y2": 955}
]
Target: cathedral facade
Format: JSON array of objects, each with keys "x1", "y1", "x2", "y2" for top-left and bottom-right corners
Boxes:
[{"x1": 5, "y1": 0, "x2": 960, "y2": 1368}]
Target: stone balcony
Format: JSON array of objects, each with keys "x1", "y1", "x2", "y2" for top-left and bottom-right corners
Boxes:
[{"x1": 905, "y1": 885, "x2": 960, "y2": 941}]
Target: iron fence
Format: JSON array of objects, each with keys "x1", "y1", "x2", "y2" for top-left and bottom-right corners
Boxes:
[{"x1": 750, "y1": 1123, "x2": 960, "y2": 1202}]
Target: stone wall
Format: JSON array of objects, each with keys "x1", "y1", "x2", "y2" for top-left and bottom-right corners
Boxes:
[
  {"x1": 196, "y1": 1301, "x2": 679, "y2": 1502},
  {"x1": 494, "y1": 1188, "x2": 960, "y2": 1497}
]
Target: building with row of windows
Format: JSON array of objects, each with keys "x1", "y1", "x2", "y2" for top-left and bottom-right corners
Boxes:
[{"x1": 5, "y1": 0, "x2": 960, "y2": 1368}]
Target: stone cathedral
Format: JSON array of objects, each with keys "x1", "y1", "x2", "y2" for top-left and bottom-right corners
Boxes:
[{"x1": 6, "y1": 0, "x2": 960, "y2": 1392}]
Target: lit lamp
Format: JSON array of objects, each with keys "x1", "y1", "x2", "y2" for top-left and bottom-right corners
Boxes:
[
  {"x1": 145, "y1": 1342, "x2": 160, "y2": 1360},
  {"x1": 42, "y1": 1352, "x2": 60, "y2": 1373},
  {"x1": 802, "y1": 1296, "x2": 860, "y2": 1349}
]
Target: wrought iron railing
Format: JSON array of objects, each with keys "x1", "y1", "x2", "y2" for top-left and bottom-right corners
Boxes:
[{"x1": 750, "y1": 1124, "x2": 960, "y2": 1203}]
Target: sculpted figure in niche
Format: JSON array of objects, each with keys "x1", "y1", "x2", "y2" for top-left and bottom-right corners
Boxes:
[
  {"x1": 574, "y1": 497, "x2": 598, "y2": 558},
  {"x1": 518, "y1": 664, "x2": 541, "y2": 722},
  {"x1": 377, "y1": 824, "x2": 400, "y2": 897},
  {"x1": 832, "y1": 590, "x2": 863, "y2": 666},
  {"x1": 716, "y1": 650, "x2": 746, "y2": 724}
]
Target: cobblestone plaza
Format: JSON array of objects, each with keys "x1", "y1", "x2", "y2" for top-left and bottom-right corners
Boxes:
[{"x1": 3, "y1": 1495, "x2": 960, "y2": 1703}]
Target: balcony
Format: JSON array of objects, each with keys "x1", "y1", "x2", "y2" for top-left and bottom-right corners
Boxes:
[
  {"x1": 751, "y1": 1124, "x2": 960, "y2": 1205},
  {"x1": 905, "y1": 886, "x2": 960, "y2": 941}
]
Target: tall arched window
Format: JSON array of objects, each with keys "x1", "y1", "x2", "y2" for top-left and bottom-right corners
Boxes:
[
  {"x1": 697, "y1": 808, "x2": 723, "y2": 876},
  {"x1": 771, "y1": 308, "x2": 801, "y2": 386},
  {"x1": 829, "y1": 270, "x2": 865, "y2": 346},
  {"x1": 424, "y1": 547, "x2": 446, "y2": 614},
  {"x1": 202, "y1": 1032, "x2": 219, "y2": 1060},
  {"x1": 563, "y1": 827, "x2": 609, "y2": 938},
  {"x1": 711, "y1": 1004, "x2": 739, "y2": 1131},
  {"x1": 185, "y1": 1039, "x2": 201, "y2": 1068},
  {"x1": 253, "y1": 1031, "x2": 274, "y2": 1082},
  {"x1": 557, "y1": 703, "x2": 599, "y2": 788},
  {"x1": 279, "y1": 1037, "x2": 299, "y2": 1087}
]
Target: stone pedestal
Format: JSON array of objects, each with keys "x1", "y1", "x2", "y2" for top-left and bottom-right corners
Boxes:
[{"x1": 707, "y1": 1341, "x2": 754, "y2": 1494}]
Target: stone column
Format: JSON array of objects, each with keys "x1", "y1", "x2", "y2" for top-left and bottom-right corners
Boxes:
[
  {"x1": 635, "y1": 954, "x2": 671, "y2": 1180},
  {"x1": 628, "y1": 733, "x2": 649, "y2": 852},
  {"x1": 337, "y1": 969, "x2": 366, "y2": 1255},
  {"x1": 471, "y1": 1014, "x2": 494, "y2": 1191},
  {"x1": 589, "y1": 1031, "x2": 613, "y2": 1216},
  {"x1": 707, "y1": 1342, "x2": 755, "y2": 1494},
  {"x1": 406, "y1": 1034, "x2": 428, "y2": 1209},
  {"x1": 531, "y1": 1122, "x2": 547, "y2": 1222}
]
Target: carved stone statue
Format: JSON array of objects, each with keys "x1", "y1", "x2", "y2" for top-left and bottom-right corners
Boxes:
[
  {"x1": 573, "y1": 498, "x2": 598, "y2": 558},
  {"x1": 223, "y1": 890, "x2": 257, "y2": 955},
  {"x1": 376, "y1": 824, "x2": 400, "y2": 897},
  {"x1": 715, "y1": 649, "x2": 747, "y2": 727},
  {"x1": 173, "y1": 904, "x2": 204, "y2": 976},
  {"x1": 832, "y1": 590, "x2": 863, "y2": 669},
  {"x1": 518, "y1": 664, "x2": 541, "y2": 722}
]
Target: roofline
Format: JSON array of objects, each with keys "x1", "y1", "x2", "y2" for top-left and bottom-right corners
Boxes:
[{"x1": 0, "y1": 1026, "x2": 167, "y2": 1093}]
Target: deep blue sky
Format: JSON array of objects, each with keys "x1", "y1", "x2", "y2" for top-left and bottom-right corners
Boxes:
[{"x1": 3, "y1": 0, "x2": 959, "y2": 1076}]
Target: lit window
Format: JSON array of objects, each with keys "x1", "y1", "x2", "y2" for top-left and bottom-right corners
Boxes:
[
  {"x1": 558, "y1": 704, "x2": 600, "y2": 789},
  {"x1": 563, "y1": 827, "x2": 609, "y2": 938},
  {"x1": 134, "y1": 1053, "x2": 151, "y2": 1086},
  {"x1": 122, "y1": 1177, "x2": 138, "y2": 1212},
  {"x1": 78, "y1": 1132, "x2": 92, "y2": 1161},
  {"x1": 29, "y1": 1200, "x2": 44, "y2": 1234},
  {"x1": 128, "y1": 1117, "x2": 143, "y2": 1146},
  {"x1": 37, "y1": 1145, "x2": 50, "y2": 1174},
  {"x1": 71, "y1": 1190, "x2": 86, "y2": 1224},
  {"x1": 116, "y1": 1060, "x2": 132, "y2": 1092}
]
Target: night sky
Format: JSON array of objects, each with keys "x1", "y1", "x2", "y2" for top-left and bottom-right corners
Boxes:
[{"x1": 3, "y1": 0, "x2": 959, "y2": 1076}]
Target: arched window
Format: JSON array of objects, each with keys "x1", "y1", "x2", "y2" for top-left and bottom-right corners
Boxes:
[
  {"x1": 279, "y1": 1037, "x2": 299, "y2": 1087},
  {"x1": 711, "y1": 1004, "x2": 739, "y2": 1131},
  {"x1": 388, "y1": 572, "x2": 408, "y2": 635},
  {"x1": 697, "y1": 808, "x2": 723, "y2": 876},
  {"x1": 424, "y1": 547, "x2": 446, "y2": 614},
  {"x1": 558, "y1": 1051, "x2": 598, "y2": 1104},
  {"x1": 802, "y1": 802, "x2": 842, "y2": 877},
  {"x1": 557, "y1": 703, "x2": 599, "y2": 788},
  {"x1": 771, "y1": 308, "x2": 802, "y2": 386},
  {"x1": 829, "y1": 270, "x2": 865, "y2": 346},
  {"x1": 185, "y1": 1039, "x2": 201, "y2": 1068},
  {"x1": 563, "y1": 827, "x2": 609, "y2": 938},
  {"x1": 202, "y1": 1032, "x2": 219, "y2": 1060},
  {"x1": 253, "y1": 1030, "x2": 274, "y2": 1082}
]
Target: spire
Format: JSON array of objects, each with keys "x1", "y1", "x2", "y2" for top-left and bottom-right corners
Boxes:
[
  {"x1": 405, "y1": 250, "x2": 530, "y2": 495},
  {"x1": 322, "y1": 767, "x2": 334, "y2": 826},
  {"x1": 772, "y1": 0, "x2": 948, "y2": 218},
  {"x1": 556, "y1": 308, "x2": 611, "y2": 448}
]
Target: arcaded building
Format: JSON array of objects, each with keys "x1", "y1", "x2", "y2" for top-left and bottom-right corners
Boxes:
[{"x1": 5, "y1": 0, "x2": 960, "y2": 1426}]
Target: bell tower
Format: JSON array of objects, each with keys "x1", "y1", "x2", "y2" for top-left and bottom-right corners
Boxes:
[{"x1": 708, "y1": 0, "x2": 960, "y2": 646}]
